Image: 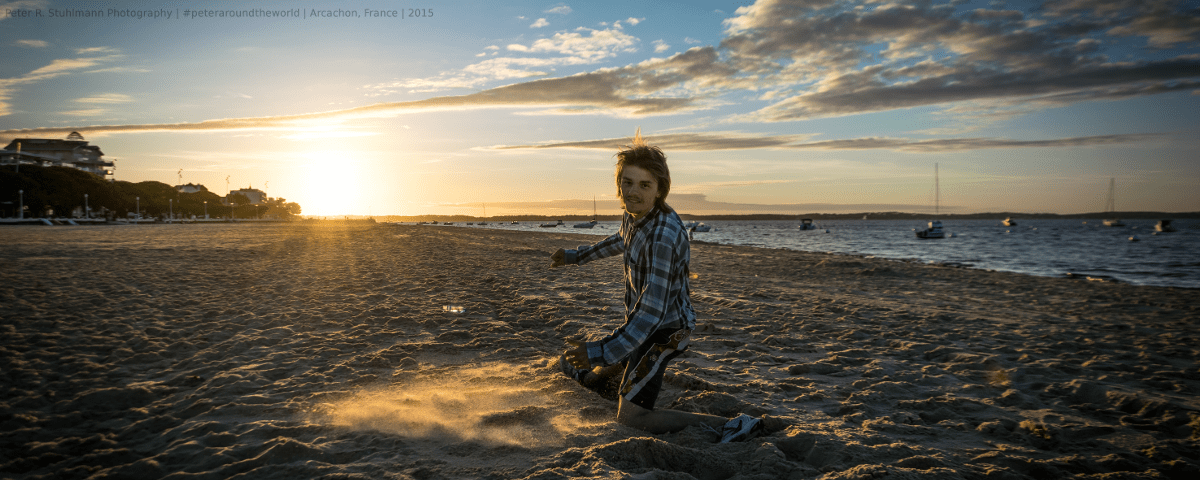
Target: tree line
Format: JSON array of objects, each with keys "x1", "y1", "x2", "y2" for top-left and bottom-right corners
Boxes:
[{"x1": 1, "y1": 165, "x2": 301, "y2": 220}]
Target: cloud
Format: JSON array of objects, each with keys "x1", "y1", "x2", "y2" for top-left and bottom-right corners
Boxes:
[
  {"x1": 491, "y1": 131, "x2": 810, "y2": 150},
  {"x1": 491, "y1": 131, "x2": 1163, "y2": 152},
  {"x1": 368, "y1": 27, "x2": 647, "y2": 93},
  {"x1": 60, "y1": 108, "x2": 104, "y2": 116},
  {"x1": 75, "y1": 46, "x2": 119, "y2": 54},
  {"x1": 626, "y1": 17, "x2": 642, "y2": 26},
  {"x1": 0, "y1": 53, "x2": 123, "y2": 116},
  {"x1": 1, "y1": 52, "x2": 733, "y2": 138},
  {"x1": 522, "y1": 27, "x2": 638, "y2": 60},
  {"x1": 530, "y1": 18, "x2": 549, "y2": 28},
  {"x1": 545, "y1": 6, "x2": 572, "y2": 15},
  {"x1": 715, "y1": 0, "x2": 1200, "y2": 122},
  {"x1": 671, "y1": 180, "x2": 794, "y2": 194},
  {"x1": 75, "y1": 93, "x2": 133, "y2": 104},
  {"x1": 783, "y1": 133, "x2": 1165, "y2": 152},
  {"x1": 653, "y1": 40, "x2": 670, "y2": 53},
  {"x1": 10, "y1": 1, "x2": 1195, "y2": 141},
  {"x1": 15, "y1": 39, "x2": 48, "y2": 48}
]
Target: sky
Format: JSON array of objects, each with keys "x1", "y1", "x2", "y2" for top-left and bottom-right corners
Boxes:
[{"x1": 1, "y1": 0, "x2": 1198, "y2": 217}]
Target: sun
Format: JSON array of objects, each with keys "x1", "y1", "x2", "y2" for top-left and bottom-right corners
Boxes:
[{"x1": 297, "y1": 153, "x2": 363, "y2": 217}]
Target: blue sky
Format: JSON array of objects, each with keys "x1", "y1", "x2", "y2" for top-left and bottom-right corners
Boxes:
[{"x1": 2, "y1": 0, "x2": 1198, "y2": 216}]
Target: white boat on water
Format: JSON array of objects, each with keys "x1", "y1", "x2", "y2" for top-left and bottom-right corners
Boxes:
[
  {"x1": 798, "y1": 218, "x2": 816, "y2": 230},
  {"x1": 574, "y1": 197, "x2": 598, "y2": 228},
  {"x1": 692, "y1": 222, "x2": 711, "y2": 232},
  {"x1": 1102, "y1": 178, "x2": 1124, "y2": 227},
  {"x1": 1003, "y1": 217, "x2": 1017, "y2": 226},
  {"x1": 1156, "y1": 220, "x2": 1177, "y2": 232},
  {"x1": 915, "y1": 163, "x2": 947, "y2": 239},
  {"x1": 540, "y1": 220, "x2": 563, "y2": 228},
  {"x1": 916, "y1": 220, "x2": 946, "y2": 239}
]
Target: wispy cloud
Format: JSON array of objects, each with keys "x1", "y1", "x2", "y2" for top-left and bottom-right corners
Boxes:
[
  {"x1": 75, "y1": 93, "x2": 133, "y2": 104},
  {"x1": 0, "y1": 52, "x2": 123, "y2": 116},
  {"x1": 367, "y1": 26, "x2": 643, "y2": 93},
  {"x1": 60, "y1": 108, "x2": 104, "y2": 117},
  {"x1": 75, "y1": 46, "x2": 119, "y2": 54},
  {"x1": 491, "y1": 131, "x2": 1163, "y2": 152},
  {"x1": 530, "y1": 18, "x2": 549, "y2": 28},
  {"x1": 491, "y1": 131, "x2": 810, "y2": 150},
  {"x1": 545, "y1": 6, "x2": 572, "y2": 15},
  {"x1": 782, "y1": 133, "x2": 1166, "y2": 152},
  {"x1": 15, "y1": 39, "x2": 48, "y2": 48}
]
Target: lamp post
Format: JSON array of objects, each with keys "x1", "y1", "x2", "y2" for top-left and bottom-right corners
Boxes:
[
  {"x1": 84, "y1": 194, "x2": 89, "y2": 218},
  {"x1": 18, "y1": 189, "x2": 22, "y2": 220},
  {"x1": 204, "y1": 200, "x2": 208, "y2": 219}
]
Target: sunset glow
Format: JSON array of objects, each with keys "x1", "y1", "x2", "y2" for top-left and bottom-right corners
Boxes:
[{"x1": 2, "y1": 0, "x2": 1198, "y2": 215}]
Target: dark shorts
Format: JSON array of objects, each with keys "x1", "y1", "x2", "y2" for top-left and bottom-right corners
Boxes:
[{"x1": 618, "y1": 327, "x2": 691, "y2": 410}]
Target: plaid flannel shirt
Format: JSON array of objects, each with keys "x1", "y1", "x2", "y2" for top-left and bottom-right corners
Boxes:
[{"x1": 561, "y1": 205, "x2": 696, "y2": 367}]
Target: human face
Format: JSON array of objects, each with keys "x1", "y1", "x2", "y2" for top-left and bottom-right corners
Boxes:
[{"x1": 618, "y1": 165, "x2": 659, "y2": 218}]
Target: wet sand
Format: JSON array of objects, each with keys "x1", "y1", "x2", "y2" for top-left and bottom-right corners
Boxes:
[{"x1": 1, "y1": 223, "x2": 1197, "y2": 479}]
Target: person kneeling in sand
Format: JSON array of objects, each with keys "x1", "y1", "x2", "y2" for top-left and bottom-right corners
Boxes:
[{"x1": 551, "y1": 130, "x2": 763, "y2": 443}]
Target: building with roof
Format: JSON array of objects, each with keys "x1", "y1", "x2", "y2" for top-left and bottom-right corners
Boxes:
[
  {"x1": 225, "y1": 187, "x2": 267, "y2": 205},
  {"x1": 1, "y1": 132, "x2": 115, "y2": 178}
]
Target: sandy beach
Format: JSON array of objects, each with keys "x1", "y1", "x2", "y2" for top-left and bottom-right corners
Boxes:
[{"x1": 1, "y1": 223, "x2": 1197, "y2": 479}]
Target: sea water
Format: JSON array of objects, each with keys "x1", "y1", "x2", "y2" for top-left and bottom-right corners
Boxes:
[{"x1": 470, "y1": 218, "x2": 1200, "y2": 289}]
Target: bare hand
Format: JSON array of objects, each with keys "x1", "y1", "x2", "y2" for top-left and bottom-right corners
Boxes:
[
  {"x1": 563, "y1": 339, "x2": 590, "y2": 370},
  {"x1": 550, "y1": 248, "x2": 566, "y2": 268}
]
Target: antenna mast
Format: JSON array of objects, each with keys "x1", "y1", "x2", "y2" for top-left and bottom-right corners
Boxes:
[{"x1": 934, "y1": 163, "x2": 939, "y2": 216}]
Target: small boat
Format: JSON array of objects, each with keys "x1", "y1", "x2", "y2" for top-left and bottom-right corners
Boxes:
[
  {"x1": 1155, "y1": 220, "x2": 1176, "y2": 232},
  {"x1": 1003, "y1": 217, "x2": 1016, "y2": 226},
  {"x1": 692, "y1": 222, "x2": 711, "y2": 232},
  {"x1": 540, "y1": 220, "x2": 563, "y2": 228},
  {"x1": 916, "y1": 220, "x2": 946, "y2": 239},
  {"x1": 798, "y1": 218, "x2": 815, "y2": 230},
  {"x1": 1102, "y1": 178, "x2": 1124, "y2": 227},
  {"x1": 574, "y1": 197, "x2": 598, "y2": 228},
  {"x1": 915, "y1": 163, "x2": 947, "y2": 239}
]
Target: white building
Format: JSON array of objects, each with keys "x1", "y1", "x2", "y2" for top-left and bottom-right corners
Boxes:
[
  {"x1": 1, "y1": 132, "x2": 115, "y2": 178},
  {"x1": 225, "y1": 187, "x2": 267, "y2": 205},
  {"x1": 176, "y1": 183, "x2": 206, "y2": 194}
]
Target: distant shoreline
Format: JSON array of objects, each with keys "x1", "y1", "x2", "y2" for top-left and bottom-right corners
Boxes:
[{"x1": 345, "y1": 211, "x2": 1200, "y2": 223}]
